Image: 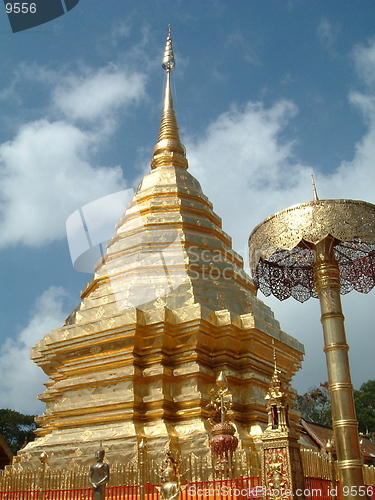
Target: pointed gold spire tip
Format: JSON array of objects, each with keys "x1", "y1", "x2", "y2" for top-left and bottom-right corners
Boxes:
[
  {"x1": 162, "y1": 25, "x2": 175, "y2": 72},
  {"x1": 150, "y1": 26, "x2": 188, "y2": 170},
  {"x1": 311, "y1": 175, "x2": 319, "y2": 201},
  {"x1": 270, "y1": 341, "x2": 281, "y2": 388},
  {"x1": 216, "y1": 371, "x2": 228, "y2": 388}
]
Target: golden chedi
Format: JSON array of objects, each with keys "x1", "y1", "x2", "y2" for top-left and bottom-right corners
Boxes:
[{"x1": 16, "y1": 28, "x2": 304, "y2": 469}]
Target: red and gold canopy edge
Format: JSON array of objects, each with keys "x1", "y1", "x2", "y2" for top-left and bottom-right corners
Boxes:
[{"x1": 249, "y1": 199, "x2": 375, "y2": 302}]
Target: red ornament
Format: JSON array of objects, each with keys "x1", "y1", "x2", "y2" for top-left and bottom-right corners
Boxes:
[{"x1": 210, "y1": 422, "x2": 238, "y2": 457}]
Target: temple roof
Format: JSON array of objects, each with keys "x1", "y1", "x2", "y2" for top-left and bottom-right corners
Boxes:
[
  {"x1": 0, "y1": 434, "x2": 13, "y2": 470},
  {"x1": 301, "y1": 419, "x2": 375, "y2": 464}
]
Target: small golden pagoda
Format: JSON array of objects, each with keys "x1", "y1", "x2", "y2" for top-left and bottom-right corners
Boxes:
[
  {"x1": 261, "y1": 350, "x2": 304, "y2": 499},
  {"x1": 17, "y1": 29, "x2": 304, "y2": 469}
]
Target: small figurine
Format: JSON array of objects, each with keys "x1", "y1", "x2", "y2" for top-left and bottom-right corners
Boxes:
[
  {"x1": 156, "y1": 445, "x2": 188, "y2": 500},
  {"x1": 158, "y1": 465, "x2": 180, "y2": 500},
  {"x1": 88, "y1": 445, "x2": 110, "y2": 500}
]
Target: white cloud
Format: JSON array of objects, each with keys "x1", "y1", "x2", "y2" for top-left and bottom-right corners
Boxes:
[
  {"x1": 225, "y1": 31, "x2": 260, "y2": 65},
  {"x1": 0, "y1": 60, "x2": 150, "y2": 248},
  {"x1": 317, "y1": 18, "x2": 340, "y2": 49},
  {"x1": 352, "y1": 37, "x2": 375, "y2": 88},
  {"x1": 187, "y1": 37, "x2": 375, "y2": 263},
  {"x1": 52, "y1": 66, "x2": 146, "y2": 122},
  {"x1": 0, "y1": 287, "x2": 68, "y2": 414},
  {"x1": 187, "y1": 99, "x2": 313, "y2": 254},
  {"x1": 108, "y1": 19, "x2": 132, "y2": 46},
  {"x1": 338, "y1": 39, "x2": 375, "y2": 201},
  {"x1": 0, "y1": 119, "x2": 126, "y2": 247},
  {"x1": 349, "y1": 40, "x2": 375, "y2": 137}
]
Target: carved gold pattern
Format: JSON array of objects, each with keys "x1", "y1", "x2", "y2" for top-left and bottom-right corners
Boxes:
[
  {"x1": 264, "y1": 447, "x2": 290, "y2": 498},
  {"x1": 249, "y1": 199, "x2": 375, "y2": 302}
]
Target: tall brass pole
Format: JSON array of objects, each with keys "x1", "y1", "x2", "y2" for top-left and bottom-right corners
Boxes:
[
  {"x1": 138, "y1": 439, "x2": 147, "y2": 500},
  {"x1": 326, "y1": 440, "x2": 337, "y2": 500},
  {"x1": 38, "y1": 452, "x2": 48, "y2": 500},
  {"x1": 314, "y1": 237, "x2": 364, "y2": 497}
]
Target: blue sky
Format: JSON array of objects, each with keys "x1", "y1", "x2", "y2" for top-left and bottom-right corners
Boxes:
[{"x1": 0, "y1": 0, "x2": 374, "y2": 414}]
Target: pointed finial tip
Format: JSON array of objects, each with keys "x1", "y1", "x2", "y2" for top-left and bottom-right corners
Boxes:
[
  {"x1": 216, "y1": 371, "x2": 228, "y2": 388},
  {"x1": 162, "y1": 24, "x2": 175, "y2": 71},
  {"x1": 151, "y1": 26, "x2": 188, "y2": 170},
  {"x1": 273, "y1": 347, "x2": 278, "y2": 374},
  {"x1": 311, "y1": 174, "x2": 319, "y2": 201}
]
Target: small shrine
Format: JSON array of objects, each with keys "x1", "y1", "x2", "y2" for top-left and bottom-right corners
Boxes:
[{"x1": 261, "y1": 350, "x2": 305, "y2": 499}]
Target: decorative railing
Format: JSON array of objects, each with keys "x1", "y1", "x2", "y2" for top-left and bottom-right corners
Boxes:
[
  {"x1": 1, "y1": 448, "x2": 374, "y2": 499},
  {"x1": 0, "y1": 478, "x2": 261, "y2": 500},
  {"x1": 302, "y1": 449, "x2": 375, "y2": 500}
]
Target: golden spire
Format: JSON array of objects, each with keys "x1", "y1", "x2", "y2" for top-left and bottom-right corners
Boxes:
[
  {"x1": 150, "y1": 26, "x2": 188, "y2": 170},
  {"x1": 311, "y1": 174, "x2": 319, "y2": 201},
  {"x1": 270, "y1": 346, "x2": 282, "y2": 392}
]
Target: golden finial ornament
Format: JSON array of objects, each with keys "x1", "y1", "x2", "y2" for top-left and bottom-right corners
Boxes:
[
  {"x1": 261, "y1": 343, "x2": 304, "y2": 498},
  {"x1": 216, "y1": 370, "x2": 228, "y2": 389},
  {"x1": 207, "y1": 372, "x2": 238, "y2": 478},
  {"x1": 311, "y1": 174, "x2": 319, "y2": 201},
  {"x1": 207, "y1": 371, "x2": 233, "y2": 424},
  {"x1": 151, "y1": 26, "x2": 188, "y2": 170},
  {"x1": 263, "y1": 344, "x2": 294, "y2": 435},
  {"x1": 270, "y1": 345, "x2": 282, "y2": 391},
  {"x1": 162, "y1": 25, "x2": 175, "y2": 71}
]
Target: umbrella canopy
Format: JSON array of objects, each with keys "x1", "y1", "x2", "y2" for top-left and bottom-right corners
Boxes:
[{"x1": 249, "y1": 199, "x2": 375, "y2": 302}]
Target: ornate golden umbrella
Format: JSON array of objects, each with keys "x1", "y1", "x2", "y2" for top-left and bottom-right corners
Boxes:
[{"x1": 249, "y1": 189, "x2": 375, "y2": 496}]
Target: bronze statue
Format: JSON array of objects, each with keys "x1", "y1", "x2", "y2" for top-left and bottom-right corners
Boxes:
[
  {"x1": 158, "y1": 465, "x2": 180, "y2": 500},
  {"x1": 88, "y1": 446, "x2": 110, "y2": 500},
  {"x1": 156, "y1": 446, "x2": 188, "y2": 500}
]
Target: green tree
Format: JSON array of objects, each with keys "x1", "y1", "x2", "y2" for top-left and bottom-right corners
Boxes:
[
  {"x1": 296, "y1": 382, "x2": 332, "y2": 426},
  {"x1": 354, "y1": 380, "x2": 375, "y2": 436},
  {"x1": 0, "y1": 409, "x2": 38, "y2": 454},
  {"x1": 296, "y1": 380, "x2": 375, "y2": 436}
]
